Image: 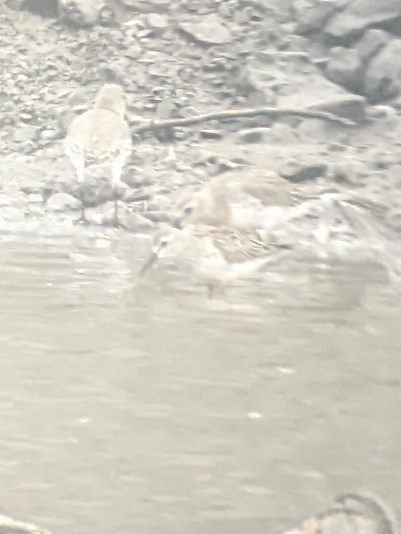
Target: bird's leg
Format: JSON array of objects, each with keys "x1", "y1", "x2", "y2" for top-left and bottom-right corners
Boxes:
[
  {"x1": 110, "y1": 154, "x2": 126, "y2": 228},
  {"x1": 206, "y1": 283, "x2": 215, "y2": 299},
  {"x1": 73, "y1": 155, "x2": 90, "y2": 225},
  {"x1": 74, "y1": 152, "x2": 85, "y2": 183},
  {"x1": 75, "y1": 203, "x2": 90, "y2": 225}
]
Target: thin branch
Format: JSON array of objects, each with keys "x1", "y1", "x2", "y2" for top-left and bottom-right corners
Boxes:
[{"x1": 131, "y1": 106, "x2": 356, "y2": 137}]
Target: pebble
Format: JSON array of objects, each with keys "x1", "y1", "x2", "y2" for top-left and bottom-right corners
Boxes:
[
  {"x1": 179, "y1": 16, "x2": 232, "y2": 45},
  {"x1": 146, "y1": 13, "x2": 169, "y2": 30},
  {"x1": 236, "y1": 128, "x2": 270, "y2": 144},
  {"x1": 47, "y1": 192, "x2": 82, "y2": 212}
]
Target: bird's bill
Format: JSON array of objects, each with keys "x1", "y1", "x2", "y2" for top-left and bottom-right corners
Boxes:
[{"x1": 139, "y1": 251, "x2": 159, "y2": 276}]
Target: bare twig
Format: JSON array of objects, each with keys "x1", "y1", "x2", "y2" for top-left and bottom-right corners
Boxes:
[{"x1": 131, "y1": 106, "x2": 356, "y2": 137}]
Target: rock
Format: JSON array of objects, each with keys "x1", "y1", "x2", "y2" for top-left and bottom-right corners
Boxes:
[
  {"x1": 123, "y1": 188, "x2": 151, "y2": 203},
  {"x1": 200, "y1": 130, "x2": 223, "y2": 140},
  {"x1": 367, "y1": 104, "x2": 398, "y2": 120},
  {"x1": 365, "y1": 40, "x2": 401, "y2": 102},
  {"x1": 293, "y1": 0, "x2": 342, "y2": 34},
  {"x1": 124, "y1": 42, "x2": 142, "y2": 59},
  {"x1": 245, "y1": 53, "x2": 364, "y2": 120},
  {"x1": 40, "y1": 128, "x2": 59, "y2": 141},
  {"x1": 118, "y1": 0, "x2": 170, "y2": 10},
  {"x1": 279, "y1": 158, "x2": 329, "y2": 182},
  {"x1": 297, "y1": 119, "x2": 330, "y2": 144},
  {"x1": 236, "y1": 128, "x2": 270, "y2": 144},
  {"x1": 306, "y1": 94, "x2": 367, "y2": 122},
  {"x1": 13, "y1": 126, "x2": 38, "y2": 144},
  {"x1": 25, "y1": 193, "x2": 44, "y2": 205},
  {"x1": 58, "y1": 0, "x2": 106, "y2": 26},
  {"x1": 356, "y1": 29, "x2": 391, "y2": 64},
  {"x1": 324, "y1": 0, "x2": 401, "y2": 43},
  {"x1": 267, "y1": 123, "x2": 299, "y2": 144},
  {"x1": 146, "y1": 13, "x2": 169, "y2": 30},
  {"x1": 0, "y1": 207, "x2": 25, "y2": 222},
  {"x1": 325, "y1": 47, "x2": 364, "y2": 93},
  {"x1": 330, "y1": 160, "x2": 368, "y2": 185},
  {"x1": 98, "y1": 4, "x2": 114, "y2": 25},
  {"x1": 179, "y1": 16, "x2": 232, "y2": 46},
  {"x1": 20, "y1": 0, "x2": 58, "y2": 17},
  {"x1": 143, "y1": 210, "x2": 171, "y2": 223},
  {"x1": 102, "y1": 204, "x2": 155, "y2": 232},
  {"x1": 47, "y1": 192, "x2": 82, "y2": 211},
  {"x1": 124, "y1": 212, "x2": 156, "y2": 232}
]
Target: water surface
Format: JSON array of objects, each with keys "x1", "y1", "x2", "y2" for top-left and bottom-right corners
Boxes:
[{"x1": 0, "y1": 228, "x2": 399, "y2": 534}]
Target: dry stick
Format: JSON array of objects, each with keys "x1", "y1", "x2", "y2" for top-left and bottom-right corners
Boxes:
[{"x1": 131, "y1": 106, "x2": 356, "y2": 137}]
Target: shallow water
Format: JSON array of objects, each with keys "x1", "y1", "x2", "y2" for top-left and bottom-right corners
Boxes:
[{"x1": 0, "y1": 227, "x2": 400, "y2": 534}]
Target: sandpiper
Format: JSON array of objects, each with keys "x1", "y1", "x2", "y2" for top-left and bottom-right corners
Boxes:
[
  {"x1": 172, "y1": 170, "x2": 343, "y2": 253},
  {"x1": 173, "y1": 171, "x2": 318, "y2": 229},
  {"x1": 140, "y1": 223, "x2": 291, "y2": 296},
  {"x1": 172, "y1": 170, "x2": 296, "y2": 231},
  {"x1": 64, "y1": 83, "x2": 132, "y2": 226}
]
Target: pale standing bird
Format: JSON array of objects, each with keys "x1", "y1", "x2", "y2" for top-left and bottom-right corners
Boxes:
[
  {"x1": 64, "y1": 83, "x2": 132, "y2": 226},
  {"x1": 140, "y1": 224, "x2": 290, "y2": 296}
]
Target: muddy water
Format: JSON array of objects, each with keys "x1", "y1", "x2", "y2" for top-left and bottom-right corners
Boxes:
[{"x1": 0, "y1": 227, "x2": 400, "y2": 534}]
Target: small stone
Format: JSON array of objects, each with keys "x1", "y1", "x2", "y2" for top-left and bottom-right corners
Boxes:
[
  {"x1": 326, "y1": 47, "x2": 364, "y2": 94},
  {"x1": 102, "y1": 206, "x2": 155, "y2": 232},
  {"x1": 200, "y1": 130, "x2": 223, "y2": 140},
  {"x1": 40, "y1": 129, "x2": 58, "y2": 140},
  {"x1": 323, "y1": 0, "x2": 401, "y2": 42},
  {"x1": 326, "y1": 142, "x2": 347, "y2": 152},
  {"x1": 58, "y1": 0, "x2": 104, "y2": 26},
  {"x1": 236, "y1": 128, "x2": 270, "y2": 144},
  {"x1": 47, "y1": 192, "x2": 82, "y2": 212},
  {"x1": 307, "y1": 94, "x2": 367, "y2": 123},
  {"x1": 119, "y1": 0, "x2": 169, "y2": 8},
  {"x1": 293, "y1": 0, "x2": 339, "y2": 34},
  {"x1": 143, "y1": 210, "x2": 172, "y2": 223},
  {"x1": 146, "y1": 13, "x2": 169, "y2": 30},
  {"x1": 0, "y1": 207, "x2": 25, "y2": 222},
  {"x1": 20, "y1": 184, "x2": 43, "y2": 195},
  {"x1": 268, "y1": 123, "x2": 299, "y2": 144},
  {"x1": 25, "y1": 193, "x2": 43, "y2": 205},
  {"x1": 123, "y1": 188, "x2": 151, "y2": 203},
  {"x1": 297, "y1": 119, "x2": 328, "y2": 144},
  {"x1": 279, "y1": 159, "x2": 328, "y2": 182},
  {"x1": 13, "y1": 126, "x2": 38, "y2": 144},
  {"x1": 356, "y1": 29, "x2": 390, "y2": 64},
  {"x1": 330, "y1": 161, "x2": 367, "y2": 185},
  {"x1": 21, "y1": 0, "x2": 58, "y2": 17},
  {"x1": 124, "y1": 42, "x2": 142, "y2": 60},
  {"x1": 367, "y1": 105, "x2": 397, "y2": 120},
  {"x1": 179, "y1": 16, "x2": 232, "y2": 46},
  {"x1": 365, "y1": 40, "x2": 401, "y2": 102}
]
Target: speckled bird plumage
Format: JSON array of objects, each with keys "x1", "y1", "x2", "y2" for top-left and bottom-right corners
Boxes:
[{"x1": 64, "y1": 83, "x2": 132, "y2": 225}]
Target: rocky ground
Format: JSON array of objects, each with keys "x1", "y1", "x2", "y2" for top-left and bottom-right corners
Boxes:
[{"x1": 2, "y1": 0, "x2": 401, "y2": 241}]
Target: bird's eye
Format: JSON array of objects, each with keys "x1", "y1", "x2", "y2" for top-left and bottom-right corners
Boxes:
[
  {"x1": 184, "y1": 206, "x2": 193, "y2": 215},
  {"x1": 160, "y1": 239, "x2": 168, "y2": 248}
]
